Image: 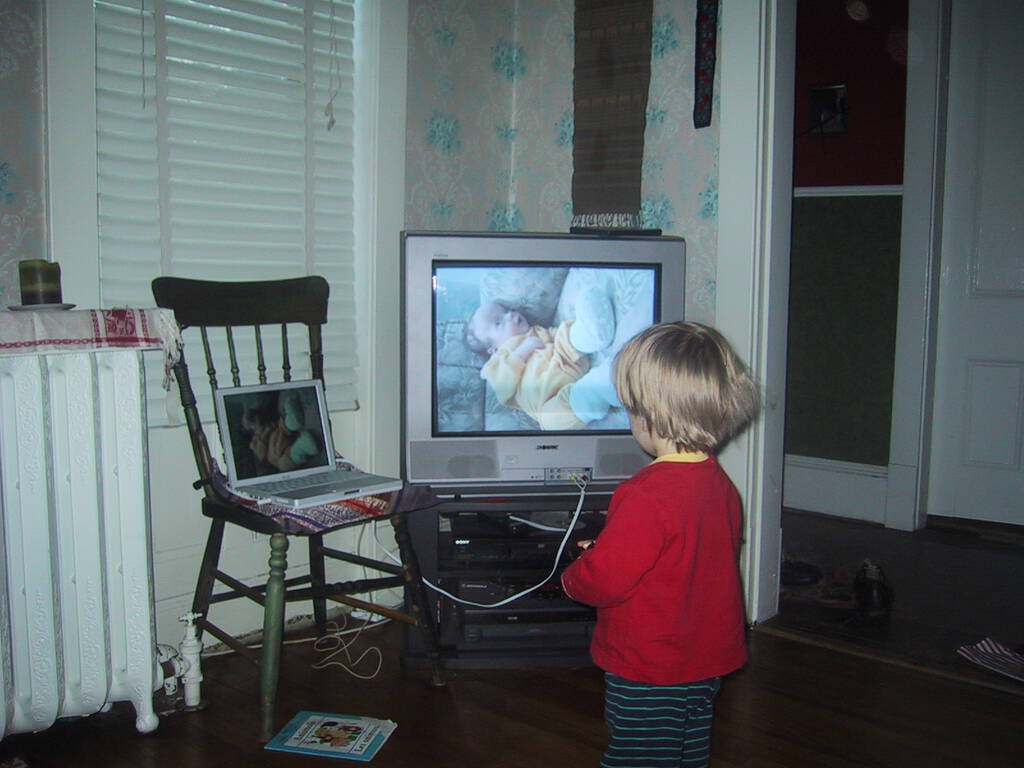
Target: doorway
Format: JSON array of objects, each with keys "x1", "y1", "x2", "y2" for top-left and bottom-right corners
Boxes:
[
  {"x1": 783, "y1": 0, "x2": 910, "y2": 526},
  {"x1": 773, "y1": 0, "x2": 1024, "y2": 682},
  {"x1": 781, "y1": 0, "x2": 964, "y2": 535}
]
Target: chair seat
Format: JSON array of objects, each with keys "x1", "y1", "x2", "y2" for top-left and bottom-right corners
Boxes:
[{"x1": 203, "y1": 469, "x2": 408, "y2": 536}]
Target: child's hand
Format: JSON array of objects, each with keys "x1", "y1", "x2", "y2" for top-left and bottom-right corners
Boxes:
[
  {"x1": 514, "y1": 335, "x2": 543, "y2": 361},
  {"x1": 570, "y1": 539, "x2": 595, "y2": 560}
]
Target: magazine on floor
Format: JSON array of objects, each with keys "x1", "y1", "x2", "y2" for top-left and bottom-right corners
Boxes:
[
  {"x1": 265, "y1": 711, "x2": 397, "y2": 761},
  {"x1": 957, "y1": 637, "x2": 1024, "y2": 683}
]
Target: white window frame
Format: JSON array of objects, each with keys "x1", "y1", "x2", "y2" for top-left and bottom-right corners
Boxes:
[{"x1": 45, "y1": 1, "x2": 403, "y2": 451}]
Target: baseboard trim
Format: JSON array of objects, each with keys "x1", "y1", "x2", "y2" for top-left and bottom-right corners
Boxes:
[
  {"x1": 783, "y1": 455, "x2": 888, "y2": 523},
  {"x1": 753, "y1": 623, "x2": 1024, "y2": 697}
]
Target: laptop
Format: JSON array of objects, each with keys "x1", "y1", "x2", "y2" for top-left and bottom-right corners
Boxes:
[{"x1": 213, "y1": 379, "x2": 403, "y2": 509}]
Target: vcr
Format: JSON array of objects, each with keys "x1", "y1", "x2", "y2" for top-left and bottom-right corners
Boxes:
[
  {"x1": 443, "y1": 575, "x2": 595, "y2": 640},
  {"x1": 439, "y1": 508, "x2": 604, "y2": 568},
  {"x1": 403, "y1": 494, "x2": 610, "y2": 669}
]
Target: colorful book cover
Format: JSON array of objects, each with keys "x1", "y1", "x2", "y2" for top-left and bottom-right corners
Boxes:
[{"x1": 265, "y1": 711, "x2": 397, "y2": 761}]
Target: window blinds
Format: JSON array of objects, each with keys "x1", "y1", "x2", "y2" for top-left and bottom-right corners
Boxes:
[{"x1": 95, "y1": 0, "x2": 359, "y2": 423}]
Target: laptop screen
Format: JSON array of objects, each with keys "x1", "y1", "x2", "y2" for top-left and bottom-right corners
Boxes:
[{"x1": 214, "y1": 380, "x2": 334, "y2": 488}]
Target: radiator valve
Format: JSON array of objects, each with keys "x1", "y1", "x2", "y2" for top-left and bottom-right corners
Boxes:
[{"x1": 178, "y1": 612, "x2": 204, "y2": 710}]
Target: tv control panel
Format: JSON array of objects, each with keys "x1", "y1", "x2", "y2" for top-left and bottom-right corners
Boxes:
[{"x1": 542, "y1": 466, "x2": 592, "y2": 484}]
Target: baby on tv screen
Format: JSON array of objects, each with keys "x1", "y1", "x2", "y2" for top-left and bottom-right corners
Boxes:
[{"x1": 431, "y1": 262, "x2": 659, "y2": 436}]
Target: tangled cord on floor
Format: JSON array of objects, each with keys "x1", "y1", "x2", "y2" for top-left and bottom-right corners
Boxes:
[
  {"x1": 310, "y1": 613, "x2": 389, "y2": 679},
  {"x1": 199, "y1": 611, "x2": 391, "y2": 680}
]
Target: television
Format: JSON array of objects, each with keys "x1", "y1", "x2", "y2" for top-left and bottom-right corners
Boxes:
[{"x1": 400, "y1": 231, "x2": 685, "y2": 497}]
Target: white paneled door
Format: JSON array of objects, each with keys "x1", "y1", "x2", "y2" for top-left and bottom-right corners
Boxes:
[{"x1": 929, "y1": 0, "x2": 1024, "y2": 525}]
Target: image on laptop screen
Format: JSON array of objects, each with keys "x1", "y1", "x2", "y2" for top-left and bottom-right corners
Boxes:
[{"x1": 215, "y1": 380, "x2": 333, "y2": 486}]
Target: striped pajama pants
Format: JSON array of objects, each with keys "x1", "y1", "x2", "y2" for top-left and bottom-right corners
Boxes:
[{"x1": 600, "y1": 673, "x2": 722, "y2": 768}]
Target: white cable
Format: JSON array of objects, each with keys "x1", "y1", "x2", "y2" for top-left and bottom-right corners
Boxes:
[
  {"x1": 374, "y1": 522, "x2": 402, "y2": 565},
  {"x1": 421, "y1": 476, "x2": 589, "y2": 608},
  {"x1": 355, "y1": 520, "x2": 374, "y2": 605},
  {"x1": 507, "y1": 514, "x2": 572, "y2": 532},
  {"x1": 199, "y1": 613, "x2": 390, "y2": 659},
  {"x1": 311, "y1": 614, "x2": 384, "y2": 680},
  {"x1": 374, "y1": 516, "x2": 407, "y2": 567}
]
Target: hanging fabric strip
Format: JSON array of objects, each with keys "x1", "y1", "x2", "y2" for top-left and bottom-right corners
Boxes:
[
  {"x1": 570, "y1": 212, "x2": 644, "y2": 230},
  {"x1": 572, "y1": 0, "x2": 654, "y2": 219},
  {"x1": 693, "y1": 0, "x2": 718, "y2": 129}
]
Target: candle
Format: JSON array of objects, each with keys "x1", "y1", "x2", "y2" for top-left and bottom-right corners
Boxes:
[{"x1": 19, "y1": 260, "x2": 62, "y2": 306}]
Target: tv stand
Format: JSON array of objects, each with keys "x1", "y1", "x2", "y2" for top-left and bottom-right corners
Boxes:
[{"x1": 403, "y1": 489, "x2": 610, "y2": 669}]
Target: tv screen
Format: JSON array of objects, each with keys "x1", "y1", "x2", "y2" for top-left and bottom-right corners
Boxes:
[
  {"x1": 432, "y1": 262, "x2": 658, "y2": 435},
  {"x1": 402, "y1": 231, "x2": 685, "y2": 495}
]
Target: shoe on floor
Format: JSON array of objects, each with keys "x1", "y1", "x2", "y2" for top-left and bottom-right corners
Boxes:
[
  {"x1": 854, "y1": 559, "x2": 893, "y2": 622},
  {"x1": 781, "y1": 559, "x2": 822, "y2": 586}
]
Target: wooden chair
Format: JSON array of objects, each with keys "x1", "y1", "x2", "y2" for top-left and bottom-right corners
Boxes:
[{"x1": 151, "y1": 276, "x2": 444, "y2": 740}]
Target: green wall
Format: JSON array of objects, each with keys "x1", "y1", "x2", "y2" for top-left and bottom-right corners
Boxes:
[{"x1": 785, "y1": 195, "x2": 902, "y2": 466}]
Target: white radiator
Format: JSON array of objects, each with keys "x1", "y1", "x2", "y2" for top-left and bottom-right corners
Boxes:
[{"x1": 0, "y1": 348, "x2": 160, "y2": 737}]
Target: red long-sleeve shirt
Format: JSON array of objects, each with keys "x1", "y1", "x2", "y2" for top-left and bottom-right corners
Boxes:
[{"x1": 561, "y1": 456, "x2": 748, "y2": 684}]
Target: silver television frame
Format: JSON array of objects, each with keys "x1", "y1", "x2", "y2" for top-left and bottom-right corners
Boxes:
[{"x1": 400, "y1": 231, "x2": 686, "y2": 497}]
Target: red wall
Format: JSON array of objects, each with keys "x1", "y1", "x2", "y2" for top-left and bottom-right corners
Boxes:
[{"x1": 793, "y1": 0, "x2": 907, "y2": 187}]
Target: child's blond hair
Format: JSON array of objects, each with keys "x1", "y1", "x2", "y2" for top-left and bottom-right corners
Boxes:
[{"x1": 614, "y1": 321, "x2": 760, "y2": 453}]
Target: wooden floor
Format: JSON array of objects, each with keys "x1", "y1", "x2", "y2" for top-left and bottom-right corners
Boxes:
[
  {"x1": 773, "y1": 509, "x2": 1024, "y2": 684},
  {"x1": 2, "y1": 620, "x2": 1022, "y2": 768}
]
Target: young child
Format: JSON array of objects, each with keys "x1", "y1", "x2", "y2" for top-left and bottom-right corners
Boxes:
[
  {"x1": 560, "y1": 321, "x2": 760, "y2": 768},
  {"x1": 464, "y1": 289, "x2": 622, "y2": 430}
]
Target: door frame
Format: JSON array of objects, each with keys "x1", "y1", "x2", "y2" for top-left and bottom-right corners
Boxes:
[
  {"x1": 718, "y1": 0, "x2": 795, "y2": 624},
  {"x1": 780, "y1": 0, "x2": 950, "y2": 533},
  {"x1": 884, "y1": 0, "x2": 949, "y2": 530}
]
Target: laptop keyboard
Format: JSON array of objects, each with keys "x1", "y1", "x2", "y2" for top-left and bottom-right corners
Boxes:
[{"x1": 250, "y1": 472, "x2": 340, "y2": 493}]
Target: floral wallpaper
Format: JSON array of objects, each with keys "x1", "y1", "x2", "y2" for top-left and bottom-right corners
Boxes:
[
  {"x1": 405, "y1": 0, "x2": 576, "y2": 235},
  {"x1": 641, "y1": 3, "x2": 720, "y2": 321},
  {"x1": 0, "y1": 0, "x2": 46, "y2": 309},
  {"x1": 404, "y1": 0, "x2": 720, "y2": 322}
]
